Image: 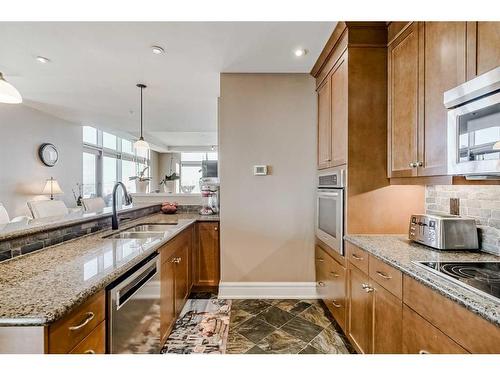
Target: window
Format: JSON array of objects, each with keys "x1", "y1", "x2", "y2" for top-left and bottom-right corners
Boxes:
[
  {"x1": 83, "y1": 126, "x2": 97, "y2": 145},
  {"x1": 179, "y1": 152, "x2": 218, "y2": 194},
  {"x1": 82, "y1": 126, "x2": 150, "y2": 205},
  {"x1": 82, "y1": 152, "x2": 97, "y2": 198}
]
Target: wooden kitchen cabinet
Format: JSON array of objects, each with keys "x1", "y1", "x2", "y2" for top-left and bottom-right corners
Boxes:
[
  {"x1": 372, "y1": 280, "x2": 402, "y2": 353},
  {"x1": 347, "y1": 265, "x2": 372, "y2": 354},
  {"x1": 174, "y1": 243, "x2": 189, "y2": 315},
  {"x1": 194, "y1": 222, "x2": 220, "y2": 288},
  {"x1": 317, "y1": 78, "x2": 332, "y2": 169},
  {"x1": 160, "y1": 250, "x2": 176, "y2": 342},
  {"x1": 402, "y1": 305, "x2": 467, "y2": 354},
  {"x1": 69, "y1": 321, "x2": 106, "y2": 354},
  {"x1": 388, "y1": 22, "x2": 419, "y2": 178},
  {"x1": 316, "y1": 49, "x2": 348, "y2": 170},
  {"x1": 315, "y1": 245, "x2": 347, "y2": 331},
  {"x1": 467, "y1": 22, "x2": 500, "y2": 79}
]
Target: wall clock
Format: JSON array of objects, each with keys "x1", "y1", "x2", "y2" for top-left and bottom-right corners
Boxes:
[{"x1": 38, "y1": 143, "x2": 59, "y2": 167}]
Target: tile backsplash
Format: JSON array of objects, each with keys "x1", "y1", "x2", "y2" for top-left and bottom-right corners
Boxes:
[{"x1": 425, "y1": 185, "x2": 500, "y2": 255}]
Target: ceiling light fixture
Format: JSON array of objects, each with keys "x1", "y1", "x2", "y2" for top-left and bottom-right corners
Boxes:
[
  {"x1": 151, "y1": 45, "x2": 165, "y2": 55},
  {"x1": 294, "y1": 48, "x2": 307, "y2": 57},
  {"x1": 0, "y1": 72, "x2": 22, "y2": 104},
  {"x1": 36, "y1": 56, "x2": 50, "y2": 64},
  {"x1": 133, "y1": 83, "x2": 150, "y2": 151}
]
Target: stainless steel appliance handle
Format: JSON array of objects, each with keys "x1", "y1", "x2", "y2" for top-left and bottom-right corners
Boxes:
[{"x1": 115, "y1": 257, "x2": 158, "y2": 309}]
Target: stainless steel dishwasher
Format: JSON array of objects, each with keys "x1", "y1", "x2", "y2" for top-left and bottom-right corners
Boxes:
[{"x1": 108, "y1": 253, "x2": 161, "y2": 353}]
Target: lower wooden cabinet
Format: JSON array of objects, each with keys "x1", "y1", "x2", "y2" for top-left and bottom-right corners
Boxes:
[
  {"x1": 402, "y1": 305, "x2": 467, "y2": 354},
  {"x1": 347, "y1": 265, "x2": 373, "y2": 353},
  {"x1": 160, "y1": 251, "x2": 176, "y2": 342},
  {"x1": 174, "y1": 243, "x2": 189, "y2": 316},
  {"x1": 69, "y1": 321, "x2": 106, "y2": 354},
  {"x1": 194, "y1": 222, "x2": 220, "y2": 287},
  {"x1": 372, "y1": 280, "x2": 402, "y2": 353}
]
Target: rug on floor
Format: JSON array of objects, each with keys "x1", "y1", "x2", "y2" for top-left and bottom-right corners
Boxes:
[{"x1": 161, "y1": 298, "x2": 232, "y2": 354}]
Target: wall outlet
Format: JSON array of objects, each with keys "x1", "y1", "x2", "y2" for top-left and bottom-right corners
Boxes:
[{"x1": 253, "y1": 165, "x2": 268, "y2": 176}]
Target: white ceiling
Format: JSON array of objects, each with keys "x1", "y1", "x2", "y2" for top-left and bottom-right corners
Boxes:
[{"x1": 0, "y1": 22, "x2": 335, "y2": 148}]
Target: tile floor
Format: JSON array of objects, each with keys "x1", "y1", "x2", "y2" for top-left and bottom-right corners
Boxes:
[{"x1": 226, "y1": 299, "x2": 354, "y2": 354}]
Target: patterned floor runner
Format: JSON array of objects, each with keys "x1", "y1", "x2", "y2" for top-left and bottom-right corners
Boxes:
[{"x1": 161, "y1": 298, "x2": 232, "y2": 354}]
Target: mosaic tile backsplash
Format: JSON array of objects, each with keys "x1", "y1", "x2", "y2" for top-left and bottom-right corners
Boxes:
[{"x1": 426, "y1": 185, "x2": 500, "y2": 255}]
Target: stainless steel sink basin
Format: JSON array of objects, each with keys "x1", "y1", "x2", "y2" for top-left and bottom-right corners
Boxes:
[
  {"x1": 104, "y1": 232, "x2": 164, "y2": 240},
  {"x1": 127, "y1": 223, "x2": 178, "y2": 232}
]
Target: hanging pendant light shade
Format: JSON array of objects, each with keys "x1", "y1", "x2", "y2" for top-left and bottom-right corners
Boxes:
[
  {"x1": 0, "y1": 72, "x2": 22, "y2": 104},
  {"x1": 134, "y1": 83, "x2": 150, "y2": 151}
]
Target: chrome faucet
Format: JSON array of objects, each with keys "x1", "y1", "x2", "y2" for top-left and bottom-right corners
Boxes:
[{"x1": 111, "y1": 182, "x2": 133, "y2": 230}]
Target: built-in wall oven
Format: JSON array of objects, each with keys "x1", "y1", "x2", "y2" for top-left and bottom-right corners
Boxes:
[
  {"x1": 445, "y1": 66, "x2": 500, "y2": 177},
  {"x1": 316, "y1": 166, "x2": 345, "y2": 256}
]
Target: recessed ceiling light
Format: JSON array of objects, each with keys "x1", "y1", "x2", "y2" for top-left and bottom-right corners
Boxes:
[
  {"x1": 151, "y1": 45, "x2": 165, "y2": 55},
  {"x1": 294, "y1": 48, "x2": 307, "y2": 57},
  {"x1": 36, "y1": 56, "x2": 50, "y2": 64}
]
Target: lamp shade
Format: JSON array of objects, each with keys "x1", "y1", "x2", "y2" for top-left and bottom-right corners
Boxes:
[
  {"x1": 134, "y1": 137, "x2": 150, "y2": 151},
  {"x1": 42, "y1": 177, "x2": 64, "y2": 200},
  {"x1": 0, "y1": 73, "x2": 22, "y2": 104}
]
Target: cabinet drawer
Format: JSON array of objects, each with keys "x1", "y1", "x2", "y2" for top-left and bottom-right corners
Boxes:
[
  {"x1": 346, "y1": 242, "x2": 369, "y2": 274},
  {"x1": 403, "y1": 275, "x2": 500, "y2": 353},
  {"x1": 369, "y1": 256, "x2": 402, "y2": 298},
  {"x1": 402, "y1": 306, "x2": 467, "y2": 354},
  {"x1": 316, "y1": 246, "x2": 347, "y2": 330},
  {"x1": 69, "y1": 321, "x2": 106, "y2": 354},
  {"x1": 48, "y1": 291, "x2": 105, "y2": 354}
]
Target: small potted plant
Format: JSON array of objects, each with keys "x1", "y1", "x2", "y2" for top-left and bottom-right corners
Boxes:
[
  {"x1": 129, "y1": 166, "x2": 151, "y2": 193},
  {"x1": 160, "y1": 172, "x2": 180, "y2": 193}
]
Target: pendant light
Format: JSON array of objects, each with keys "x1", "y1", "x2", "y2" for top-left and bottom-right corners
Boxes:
[
  {"x1": 0, "y1": 72, "x2": 22, "y2": 104},
  {"x1": 134, "y1": 83, "x2": 150, "y2": 151}
]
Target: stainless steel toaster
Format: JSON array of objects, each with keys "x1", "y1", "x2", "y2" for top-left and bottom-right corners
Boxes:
[{"x1": 409, "y1": 214, "x2": 479, "y2": 250}]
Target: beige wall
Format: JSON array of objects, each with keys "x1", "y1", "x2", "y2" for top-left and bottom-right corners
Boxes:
[
  {"x1": 0, "y1": 104, "x2": 82, "y2": 217},
  {"x1": 219, "y1": 73, "x2": 317, "y2": 282}
]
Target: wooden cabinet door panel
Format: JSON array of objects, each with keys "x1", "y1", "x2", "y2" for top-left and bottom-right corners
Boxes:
[
  {"x1": 372, "y1": 281, "x2": 402, "y2": 354},
  {"x1": 160, "y1": 255, "x2": 176, "y2": 342},
  {"x1": 347, "y1": 265, "x2": 372, "y2": 354},
  {"x1": 69, "y1": 321, "x2": 106, "y2": 354},
  {"x1": 195, "y1": 222, "x2": 220, "y2": 287},
  {"x1": 402, "y1": 305, "x2": 468, "y2": 354},
  {"x1": 330, "y1": 52, "x2": 348, "y2": 167},
  {"x1": 174, "y1": 244, "x2": 189, "y2": 315},
  {"x1": 317, "y1": 79, "x2": 332, "y2": 169},
  {"x1": 388, "y1": 22, "x2": 419, "y2": 177},
  {"x1": 419, "y1": 22, "x2": 466, "y2": 176},
  {"x1": 476, "y1": 22, "x2": 500, "y2": 75}
]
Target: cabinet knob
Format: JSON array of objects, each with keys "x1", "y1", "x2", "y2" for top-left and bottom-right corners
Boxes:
[
  {"x1": 318, "y1": 281, "x2": 325, "y2": 287},
  {"x1": 214, "y1": 226, "x2": 218, "y2": 231},
  {"x1": 84, "y1": 349, "x2": 96, "y2": 354},
  {"x1": 330, "y1": 271, "x2": 339, "y2": 277},
  {"x1": 408, "y1": 162, "x2": 417, "y2": 168},
  {"x1": 331, "y1": 299, "x2": 342, "y2": 308},
  {"x1": 316, "y1": 258, "x2": 324, "y2": 263},
  {"x1": 417, "y1": 161, "x2": 423, "y2": 167},
  {"x1": 361, "y1": 283, "x2": 374, "y2": 293}
]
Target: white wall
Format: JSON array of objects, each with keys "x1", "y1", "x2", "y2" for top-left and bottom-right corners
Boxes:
[
  {"x1": 219, "y1": 73, "x2": 317, "y2": 282},
  {"x1": 0, "y1": 104, "x2": 82, "y2": 217}
]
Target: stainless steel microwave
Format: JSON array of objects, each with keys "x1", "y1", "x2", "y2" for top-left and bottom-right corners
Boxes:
[{"x1": 444, "y1": 67, "x2": 500, "y2": 177}]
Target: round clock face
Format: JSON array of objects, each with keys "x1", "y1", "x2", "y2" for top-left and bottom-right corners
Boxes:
[{"x1": 39, "y1": 143, "x2": 59, "y2": 167}]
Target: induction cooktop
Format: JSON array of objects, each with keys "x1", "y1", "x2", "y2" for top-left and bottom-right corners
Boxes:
[{"x1": 417, "y1": 261, "x2": 500, "y2": 301}]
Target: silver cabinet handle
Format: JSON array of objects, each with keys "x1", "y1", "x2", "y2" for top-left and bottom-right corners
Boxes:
[
  {"x1": 331, "y1": 299, "x2": 342, "y2": 308},
  {"x1": 408, "y1": 162, "x2": 418, "y2": 168},
  {"x1": 330, "y1": 272, "x2": 339, "y2": 278},
  {"x1": 361, "y1": 283, "x2": 374, "y2": 293},
  {"x1": 214, "y1": 226, "x2": 218, "y2": 231},
  {"x1": 69, "y1": 312, "x2": 95, "y2": 331},
  {"x1": 419, "y1": 350, "x2": 430, "y2": 354},
  {"x1": 318, "y1": 281, "x2": 325, "y2": 287},
  {"x1": 417, "y1": 161, "x2": 423, "y2": 167},
  {"x1": 84, "y1": 349, "x2": 96, "y2": 354},
  {"x1": 376, "y1": 271, "x2": 392, "y2": 280},
  {"x1": 316, "y1": 258, "x2": 324, "y2": 262},
  {"x1": 351, "y1": 254, "x2": 363, "y2": 261}
]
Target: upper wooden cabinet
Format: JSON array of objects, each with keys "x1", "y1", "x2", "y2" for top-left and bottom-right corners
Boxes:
[
  {"x1": 316, "y1": 51, "x2": 348, "y2": 169},
  {"x1": 388, "y1": 22, "x2": 467, "y2": 178},
  {"x1": 467, "y1": 22, "x2": 500, "y2": 79}
]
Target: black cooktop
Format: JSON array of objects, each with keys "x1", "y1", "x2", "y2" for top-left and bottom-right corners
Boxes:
[{"x1": 418, "y1": 261, "x2": 500, "y2": 301}]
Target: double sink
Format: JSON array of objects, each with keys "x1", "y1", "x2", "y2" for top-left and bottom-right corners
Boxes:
[{"x1": 104, "y1": 223, "x2": 178, "y2": 240}]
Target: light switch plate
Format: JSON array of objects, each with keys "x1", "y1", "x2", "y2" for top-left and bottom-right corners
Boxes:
[{"x1": 253, "y1": 165, "x2": 268, "y2": 176}]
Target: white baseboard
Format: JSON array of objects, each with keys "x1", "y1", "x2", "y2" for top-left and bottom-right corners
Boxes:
[{"x1": 218, "y1": 282, "x2": 318, "y2": 299}]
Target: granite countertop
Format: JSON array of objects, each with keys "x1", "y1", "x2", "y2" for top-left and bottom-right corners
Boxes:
[
  {"x1": 0, "y1": 203, "x2": 160, "y2": 242},
  {"x1": 0, "y1": 212, "x2": 219, "y2": 326},
  {"x1": 344, "y1": 235, "x2": 500, "y2": 327}
]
